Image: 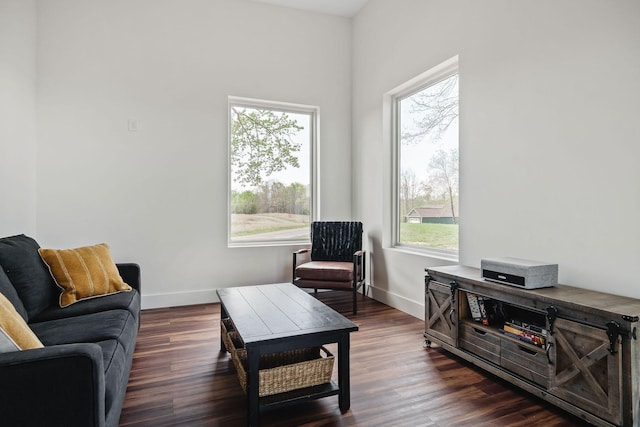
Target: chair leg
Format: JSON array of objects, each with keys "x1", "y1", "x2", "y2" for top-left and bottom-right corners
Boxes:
[{"x1": 353, "y1": 287, "x2": 357, "y2": 315}]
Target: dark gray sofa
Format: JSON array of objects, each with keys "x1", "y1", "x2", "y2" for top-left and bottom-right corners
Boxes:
[{"x1": 0, "y1": 234, "x2": 141, "y2": 427}]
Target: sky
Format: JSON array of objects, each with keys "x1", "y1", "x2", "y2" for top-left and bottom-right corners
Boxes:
[
  {"x1": 230, "y1": 78, "x2": 458, "y2": 194},
  {"x1": 399, "y1": 76, "x2": 459, "y2": 185}
]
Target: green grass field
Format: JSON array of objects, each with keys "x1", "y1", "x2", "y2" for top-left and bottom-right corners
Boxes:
[
  {"x1": 230, "y1": 213, "x2": 308, "y2": 237},
  {"x1": 231, "y1": 215, "x2": 458, "y2": 249},
  {"x1": 400, "y1": 223, "x2": 458, "y2": 250},
  {"x1": 232, "y1": 224, "x2": 307, "y2": 237}
]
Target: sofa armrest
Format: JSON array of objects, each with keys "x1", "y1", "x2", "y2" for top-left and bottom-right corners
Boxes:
[
  {"x1": 353, "y1": 250, "x2": 366, "y2": 282},
  {"x1": 292, "y1": 249, "x2": 310, "y2": 283},
  {"x1": 0, "y1": 343, "x2": 106, "y2": 427},
  {"x1": 117, "y1": 263, "x2": 141, "y2": 293}
]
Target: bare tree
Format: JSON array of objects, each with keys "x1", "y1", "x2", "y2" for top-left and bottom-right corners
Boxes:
[
  {"x1": 399, "y1": 73, "x2": 459, "y2": 224},
  {"x1": 428, "y1": 148, "x2": 458, "y2": 224},
  {"x1": 400, "y1": 170, "x2": 430, "y2": 220},
  {"x1": 401, "y1": 74, "x2": 459, "y2": 144}
]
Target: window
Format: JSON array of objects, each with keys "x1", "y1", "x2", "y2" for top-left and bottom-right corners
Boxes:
[
  {"x1": 393, "y1": 58, "x2": 459, "y2": 257},
  {"x1": 228, "y1": 97, "x2": 317, "y2": 246}
]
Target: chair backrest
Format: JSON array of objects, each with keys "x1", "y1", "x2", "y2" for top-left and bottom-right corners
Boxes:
[{"x1": 310, "y1": 221, "x2": 363, "y2": 262}]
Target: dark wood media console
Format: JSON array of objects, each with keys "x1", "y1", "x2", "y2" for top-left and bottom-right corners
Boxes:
[{"x1": 425, "y1": 265, "x2": 640, "y2": 427}]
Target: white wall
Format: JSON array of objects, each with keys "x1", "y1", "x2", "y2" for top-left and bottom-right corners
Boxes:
[
  {"x1": 35, "y1": 0, "x2": 352, "y2": 308},
  {"x1": 11, "y1": 0, "x2": 639, "y2": 314},
  {"x1": 0, "y1": 0, "x2": 37, "y2": 237},
  {"x1": 353, "y1": 0, "x2": 640, "y2": 318}
]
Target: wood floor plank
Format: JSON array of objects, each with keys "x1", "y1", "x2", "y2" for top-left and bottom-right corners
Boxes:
[{"x1": 119, "y1": 291, "x2": 591, "y2": 426}]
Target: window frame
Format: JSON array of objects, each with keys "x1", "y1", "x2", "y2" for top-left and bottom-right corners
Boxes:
[
  {"x1": 389, "y1": 57, "x2": 459, "y2": 261},
  {"x1": 227, "y1": 96, "x2": 319, "y2": 248}
]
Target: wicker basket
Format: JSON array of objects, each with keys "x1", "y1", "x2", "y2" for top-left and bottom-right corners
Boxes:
[
  {"x1": 233, "y1": 346, "x2": 334, "y2": 397},
  {"x1": 221, "y1": 318, "x2": 243, "y2": 354},
  {"x1": 221, "y1": 319, "x2": 334, "y2": 397}
]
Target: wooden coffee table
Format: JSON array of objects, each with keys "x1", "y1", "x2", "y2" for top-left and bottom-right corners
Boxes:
[{"x1": 217, "y1": 283, "x2": 359, "y2": 426}]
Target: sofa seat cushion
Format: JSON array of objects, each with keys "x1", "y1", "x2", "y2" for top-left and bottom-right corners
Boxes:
[
  {"x1": 31, "y1": 310, "x2": 137, "y2": 351},
  {"x1": 0, "y1": 235, "x2": 58, "y2": 319},
  {"x1": 31, "y1": 289, "x2": 140, "y2": 324},
  {"x1": 296, "y1": 261, "x2": 354, "y2": 282}
]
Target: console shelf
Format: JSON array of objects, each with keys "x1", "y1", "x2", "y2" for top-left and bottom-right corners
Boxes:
[{"x1": 425, "y1": 265, "x2": 640, "y2": 427}]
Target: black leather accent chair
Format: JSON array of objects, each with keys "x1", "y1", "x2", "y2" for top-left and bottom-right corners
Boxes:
[{"x1": 292, "y1": 221, "x2": 366, "y2": 314}]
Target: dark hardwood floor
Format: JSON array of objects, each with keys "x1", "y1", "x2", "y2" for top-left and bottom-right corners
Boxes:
[{"x1": 119, "y1": 291, "x2": 590, "y2": 427}]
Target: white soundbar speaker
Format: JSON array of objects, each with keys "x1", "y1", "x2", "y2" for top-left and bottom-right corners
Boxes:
[{"x1": 481, "y1": 257, "x2": 558, "y2": 289}]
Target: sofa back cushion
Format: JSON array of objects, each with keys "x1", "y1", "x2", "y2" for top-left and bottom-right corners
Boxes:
[
  {"x1": 38, "y1": 243, "x2": 132, "y2": 307},
  {"x1": 0, "y1": 293, "x2": 44, "y2": 352},
  {"x1": 0, "y1": 266, "x2": 28, "y2": 322},
  {"x1": 0, "y1": 235, "x2": 58, "y2": 319}
]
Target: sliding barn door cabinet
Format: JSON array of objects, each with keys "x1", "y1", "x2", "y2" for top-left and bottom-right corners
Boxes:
[{"x1": 425, "y1": 265, "x2": 640, "y2": 427}]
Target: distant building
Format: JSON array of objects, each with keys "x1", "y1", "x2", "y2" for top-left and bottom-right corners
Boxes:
[{"x1": 405, "y1": 204, "x2": 457, "y2": 224}]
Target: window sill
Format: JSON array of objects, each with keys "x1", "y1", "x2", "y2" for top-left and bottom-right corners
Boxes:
[
  {"x1": 228, "y1": 240, "x2": 310, "y2": 249},
  {"x1": 389, "y1": 245, "x2": 459, "y2": 263}
]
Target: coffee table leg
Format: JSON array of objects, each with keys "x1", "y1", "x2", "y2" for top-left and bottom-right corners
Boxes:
[
  {"x1": 220, "y1": 305, "x2": 228, "y2": 352},
  {"x1": 338, "y1": 333, "x2": 351, "y2": 412},
  {"x1": 247, "y1": 346, "x2": 260, "y2": 426}
]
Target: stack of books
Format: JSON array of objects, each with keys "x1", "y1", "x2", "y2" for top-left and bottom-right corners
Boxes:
[
  {"x1": 466, "y1": 293, "x2": 506, "y2": 326},
  {"x1": 466, "y1": 293, "x2": 489, "y2": 325},
  {"x1": 499, "y1": 320, "x2": 547, "y2": 348}
]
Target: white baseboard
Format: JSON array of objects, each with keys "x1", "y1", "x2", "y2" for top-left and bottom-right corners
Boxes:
[
  {"x1": 141, "y1": 289, "x2": 220, "y2": 310},
  {"x1": 141, "y1": 286, "x2": 425, "y2": 322},
  {"x1": 368, "y1": 285, "x2": 424, "y2": 320},
  {"x1": 141, "y1": 286, "x2": 321, "y2": 310}
]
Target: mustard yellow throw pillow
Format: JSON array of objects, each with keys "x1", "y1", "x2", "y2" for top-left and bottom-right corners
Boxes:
[
  {"x1": 39, "y1": 243, "x2": 132, "y2": 308},
  {"x1": 0, "y1": 293, "x2": 44, "y2": 352}
]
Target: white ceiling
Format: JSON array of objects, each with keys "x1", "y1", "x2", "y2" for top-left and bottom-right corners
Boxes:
[{"x1": 249, "y1": 0, "x2": 369, "y2": 18}]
